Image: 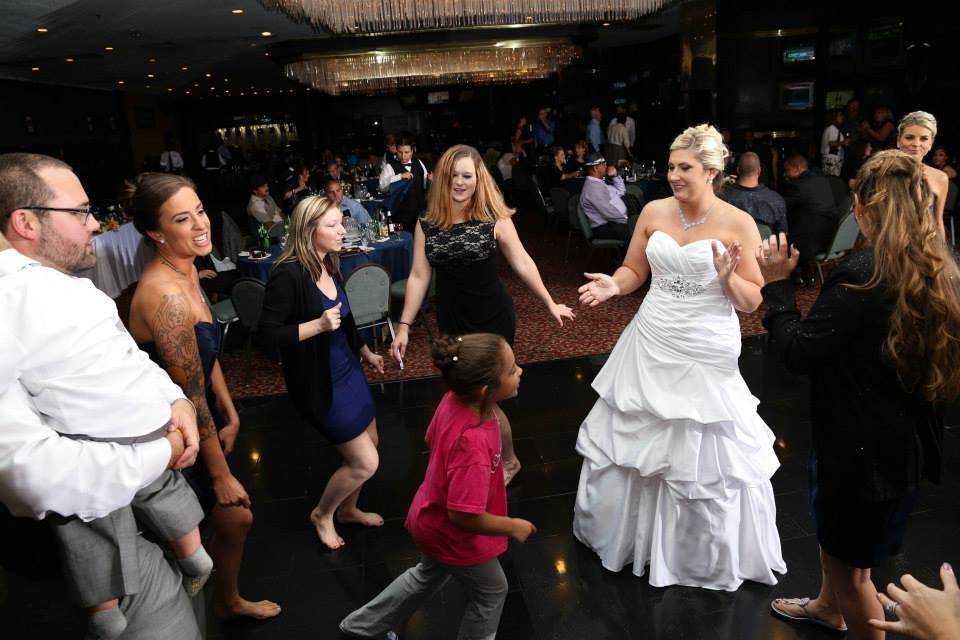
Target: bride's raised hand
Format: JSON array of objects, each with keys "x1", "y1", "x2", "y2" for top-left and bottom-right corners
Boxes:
[
  {"x1": 712, "y1": 241, "x2": 742, "y2": 283},
  {"x1": 578, "y1": 272, "x2": 620, "y2": 307}
]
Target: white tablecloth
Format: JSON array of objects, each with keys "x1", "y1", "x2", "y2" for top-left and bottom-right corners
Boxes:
[{"x1": 78, "y1": 222, "x2": 154, "y2": 298}]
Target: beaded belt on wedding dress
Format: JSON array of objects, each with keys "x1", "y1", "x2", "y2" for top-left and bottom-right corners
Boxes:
[{"x1": 652, "y1": 275, "x2": 705, "y2": 299}]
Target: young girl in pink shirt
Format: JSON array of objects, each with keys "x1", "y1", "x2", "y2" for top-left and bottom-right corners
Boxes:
[{"x1": 340, "y1": 333, "x2": 536, "y2": 640}]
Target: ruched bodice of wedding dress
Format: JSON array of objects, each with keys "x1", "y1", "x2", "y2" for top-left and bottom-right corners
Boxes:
[{"x1": 573, "y1": 230, "x2": 787, "y2": 591}]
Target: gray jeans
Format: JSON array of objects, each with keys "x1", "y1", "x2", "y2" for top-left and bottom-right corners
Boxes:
[{"x1": 340, "y1": 554, "x2": 508, "y2": 640}]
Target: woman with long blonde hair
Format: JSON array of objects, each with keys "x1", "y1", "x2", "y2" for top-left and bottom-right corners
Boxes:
[
  {"x1": 259, "y1": 196, "x2": 386, "y2": 550},
  {"x1": 391, "y1": 144, "x2": 574, "y2": 484},
  {"x1": 761, "y1": 150, "x2": 960, "y2": 638}
]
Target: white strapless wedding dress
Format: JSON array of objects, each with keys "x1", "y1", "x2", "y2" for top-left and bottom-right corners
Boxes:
[{"x1": 573, "y1": 230, "x2": 787, "y2": 591}]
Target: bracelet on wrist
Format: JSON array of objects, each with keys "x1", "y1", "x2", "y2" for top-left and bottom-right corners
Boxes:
[{"x1": 397, "y1": 320, "x2": 412, "y2": 327}]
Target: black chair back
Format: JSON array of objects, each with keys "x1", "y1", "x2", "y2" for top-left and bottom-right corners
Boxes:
[{"x1": 231, "y1": 277, "x2": 266, "y2": 331}]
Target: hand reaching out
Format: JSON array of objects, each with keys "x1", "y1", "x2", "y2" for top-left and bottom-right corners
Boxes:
[
  {"x1": 578, "y1": 272, "x2": 620, "y2": 307},
  {"x1": 755, "y1": 233, "x2": 800, "y2": 284},
  {"x1": 869, "y1": 563, "x2": 960, "y2": 639},
  {"x1": 549, "y1": 302, "x2": 576, "y2": 326}
]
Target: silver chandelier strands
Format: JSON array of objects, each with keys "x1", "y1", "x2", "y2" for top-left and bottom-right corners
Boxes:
[
  {"x1": 284, "y1": 39, "x2": 581, "y2": 95},
  {"x1": 263, "y1": 0, "x2": 667, "y2": 34}
]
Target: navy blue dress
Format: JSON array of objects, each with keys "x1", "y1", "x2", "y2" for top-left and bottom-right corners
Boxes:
[
  {"x1": 141, "y1": 321, "x2": 223, "y2": 515},
  {"x1": 320, "y1": 279, "x2": 376, "y2": 443}
]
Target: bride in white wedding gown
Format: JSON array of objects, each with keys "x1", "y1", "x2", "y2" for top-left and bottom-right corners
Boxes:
[{"x1": 574, "y1": 125, "x2": 786, "y2": 591}]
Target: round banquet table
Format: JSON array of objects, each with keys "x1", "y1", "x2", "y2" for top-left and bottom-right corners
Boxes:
[
  {"x1": 236, "y1": 231, "x2": 413, "y2": 284},
  {"x1": 76, "y1": 222, "x2": 154, "y2": 298}
]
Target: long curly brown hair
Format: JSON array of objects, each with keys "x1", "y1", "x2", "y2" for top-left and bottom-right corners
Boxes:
[{"x1": 853, "y1": 149, "x2": 960, "y2": 402}]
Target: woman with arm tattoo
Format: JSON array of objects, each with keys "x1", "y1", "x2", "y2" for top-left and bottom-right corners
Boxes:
[{"x1": 127, "y1": 173, "x2": 281, "y2": 620}]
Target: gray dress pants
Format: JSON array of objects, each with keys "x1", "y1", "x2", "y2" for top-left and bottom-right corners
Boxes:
[{"x1": 340, "y1": 554, "x2": 508, "y2": 640}]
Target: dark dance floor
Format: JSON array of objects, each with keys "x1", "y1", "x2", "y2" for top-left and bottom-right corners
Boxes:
[{"x1": 4, "y1": 336, "x2": 960, "y2": 639}]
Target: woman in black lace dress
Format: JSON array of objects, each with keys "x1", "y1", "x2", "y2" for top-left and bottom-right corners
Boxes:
[{"x1": 391, "y1": 144, "x2": 575, "y2": 483}]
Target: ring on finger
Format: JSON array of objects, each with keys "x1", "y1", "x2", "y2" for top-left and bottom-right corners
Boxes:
[{"x1": 884, "y1": 602, "x2": 899, "y2": 617}]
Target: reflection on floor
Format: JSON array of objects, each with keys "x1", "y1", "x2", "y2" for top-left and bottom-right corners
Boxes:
[{"x1": 3, "y1": 336, "x2": 959, "y2": 639}]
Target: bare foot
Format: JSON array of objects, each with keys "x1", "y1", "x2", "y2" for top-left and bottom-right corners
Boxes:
[
  {"x1": 336, "y1": 507, "x2": 385, "y2": 527},
  {"x1": 310, "y1": 508, "x2": 345, "y2": 549},
  {"x1": 215, "y1": 598, "x2": 282, "y2": 620},
  {"x1": 503, "y1": 458, "x2": 521, "y2": 486}
]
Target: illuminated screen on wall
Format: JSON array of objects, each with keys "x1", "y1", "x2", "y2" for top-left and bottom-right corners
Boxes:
[
  {"x1": 426, "y1": 91, "x2": 449, "y2": 104},
  {"x1": 781, "y1": 82, "x2": 814, "y2": 110},
  {"x1": 783, "y1": 44, "x2": 816, "y2": 63}
]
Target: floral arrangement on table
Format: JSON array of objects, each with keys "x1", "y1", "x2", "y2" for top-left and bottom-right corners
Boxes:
[{"x1": 95, "y1": 204, "x2": 129, "y2": 235}]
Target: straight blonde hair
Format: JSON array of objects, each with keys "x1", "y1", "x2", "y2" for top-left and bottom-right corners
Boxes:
[
  {"x1": 424, "y1": 145, "x2": 513, "y2": 230},
  {"x1": 275, "y1": 195, "x2": 340, "y2": 283}
]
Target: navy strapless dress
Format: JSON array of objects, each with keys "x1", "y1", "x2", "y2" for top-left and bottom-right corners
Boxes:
[
  {"x1": 141, "y1": 320, "x2": 222, "y2": 515},
  {"x1": 320, "y1": 279, "x2": 376, "y2": 444}
]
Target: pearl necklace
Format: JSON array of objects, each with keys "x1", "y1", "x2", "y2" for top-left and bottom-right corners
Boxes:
[{"x1": 678, "y1": 199, "x2": 717, "y2": 231}]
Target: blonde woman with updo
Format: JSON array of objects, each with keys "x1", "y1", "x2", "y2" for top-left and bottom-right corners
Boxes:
[
  {"x1": 759, "y1": 150, "x2": 960, "y2": 637},
  {"x1": 573, "y1": 124, "x2": 786, "y2": 591},
  {"x1": 897, "y1": 110, "x2": 950, "y2": 237}
]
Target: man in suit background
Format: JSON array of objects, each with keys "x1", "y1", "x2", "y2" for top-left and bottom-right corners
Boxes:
[{"x1": 781, "y1": 153, "x2": 839, "y2": 286}]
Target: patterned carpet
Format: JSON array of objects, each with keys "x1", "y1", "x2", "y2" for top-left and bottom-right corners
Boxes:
[{"x1": 222, "y1": 213, "x2": 821, "y2": 399}]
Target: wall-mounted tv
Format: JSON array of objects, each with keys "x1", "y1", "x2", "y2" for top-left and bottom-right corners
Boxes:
[
  {"x1": 426, "y1": 90, "x2": 449, "y2": 105},
  {"x1": 783, "y1": 44, "x2": 816, "y2": 64},
  {"x1": 781, "y1": 82, "x2": 815, "y2": 110}
]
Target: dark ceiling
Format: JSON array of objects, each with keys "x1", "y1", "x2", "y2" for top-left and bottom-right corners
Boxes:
[{"x1": 0, "y1": 0, "x2": 678, "y2": 98}]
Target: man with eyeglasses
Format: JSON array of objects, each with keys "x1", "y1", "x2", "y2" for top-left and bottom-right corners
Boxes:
[{"x1": 0, "y1": 153, "x2": 205, "y2": 639}]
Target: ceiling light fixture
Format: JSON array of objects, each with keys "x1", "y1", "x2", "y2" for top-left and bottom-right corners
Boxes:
[
  {"x1": 117, "y1": 80, "x2": 125, "y2": 85},
  {"x1": 205, "y1": 73, "x2": 212, "y2": 77},
  {"x1": 65, "y1": 57, "x2": 75, "y2": 63},
  {"x1": 263, "y1": 0, "x2": 665, "y2": 33},
  {"x1": 149, "y1": 57, "x2": 157, "y2": 62},
  {"x1": 104, "y1": 46, "x2": 114, "y2": 51},
  {"x1": 231, "y1": 8, "x2": 244, "y2": 14},
  {"x1": 147, "y1": 73, "x2": 155, "y2": 78},
  {"x1": 31, "y1": 66, "x2": 40, "y2": 72},
  {"x1": 181, "y1": 66, "x2": 189, "y2": 71},
  {"x1": 285, "y1": 38, "x2": 580, "y2": 95},
  {"x1": 261, "y1": 31, "x2": 273, "y2": 37},
  {"x1": 36, "y1": 27, "x2": 49, "y2": 33}
]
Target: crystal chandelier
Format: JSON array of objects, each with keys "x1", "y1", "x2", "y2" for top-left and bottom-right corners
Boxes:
[
  {"x1": 284, "y1": 40, "x2": 580, "y2": 95},
  {"x1": 263, "y1": 0, "x2": 667, "y2": 34}
]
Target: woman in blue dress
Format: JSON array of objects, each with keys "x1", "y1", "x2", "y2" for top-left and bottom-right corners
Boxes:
[{"x1": 259, "y1": 195, "x2": 385, "y2": 550}]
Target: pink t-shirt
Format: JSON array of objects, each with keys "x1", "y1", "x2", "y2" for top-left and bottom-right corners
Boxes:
[{"x1": 405, "y1": 391, "x2": 508, "y2": 566}]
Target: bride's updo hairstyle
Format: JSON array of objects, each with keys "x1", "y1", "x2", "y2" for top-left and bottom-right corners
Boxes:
[
  {"x1": 431, "y1": 333, "x2": 505, "y2": 403},
  {"x1": 120, "y1": 172, "x2": 196, "y2": 247},
  {"x1": 669, "y1": 124, "x2": 729, "y2": 194}
]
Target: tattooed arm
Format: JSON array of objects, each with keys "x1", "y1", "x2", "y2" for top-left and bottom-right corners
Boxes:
[{"x1": 150, "y1": 289, "x2": 250, "y2": 508}]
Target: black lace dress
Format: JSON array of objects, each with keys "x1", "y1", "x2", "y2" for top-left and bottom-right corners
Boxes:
[{"x1": 420, "y1": 219, "x2": 516, "y2": 345}]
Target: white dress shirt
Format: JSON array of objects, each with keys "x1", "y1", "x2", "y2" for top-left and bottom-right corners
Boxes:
[
  {"x1": 247, "y1": 194, "x2": 283, "y2": 224},
  {"x1": 379, "y1": 159, "x2": 429, "y2": 193},
  {"x1": 608, "y1": 115, "x2": 637, "y2": 148},
  {"x1": 0, "y1": 249, "x2": 177, "y2": 520}
]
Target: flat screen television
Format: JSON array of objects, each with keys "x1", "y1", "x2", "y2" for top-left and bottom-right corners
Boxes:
[
  {"x1": 426, "y1": 90, "x2": 449, "y2": 105},
  {"x1": 781, "y1": 82, "x2": 814, "y2": 110},
  {"x1": 783, "y1": 44, "x2": 816, "y2": 64}
]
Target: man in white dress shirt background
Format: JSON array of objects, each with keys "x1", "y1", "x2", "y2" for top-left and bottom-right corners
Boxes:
[{"x1": 0, "y1": 153, "x2": 205, "y2": 639}]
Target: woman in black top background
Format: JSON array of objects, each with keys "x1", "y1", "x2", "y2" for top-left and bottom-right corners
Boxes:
[{"x1": 759, "y1": 150, "x2": 960, "y2": 638}]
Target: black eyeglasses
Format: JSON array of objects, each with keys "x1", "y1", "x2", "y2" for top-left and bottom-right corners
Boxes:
[{"x1": 20, "y1": 206, "x2": 99, "y2": 225}]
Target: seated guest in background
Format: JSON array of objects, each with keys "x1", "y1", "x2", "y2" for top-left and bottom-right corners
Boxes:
[
  {"x1": 379, "y1": 137, "x2": 430, "y2": 232},
  {"x1": 247, "y1": 175, "x2": 283, "y2": 230},
  {"x1": 724, "y1": 152, "x2": 788, "y2": 234},
  {"x1": 195, "y1": 252, "x2": 239, "y2": 302},
  {"x1": 781, "y1": 153, "x2": 839, "y2": 286},
  {"x1": 323, "y1": 178, "x2": 371, "y2": 225},
  {"x1": 282, "y1": 164, "x2": 312, "y2": 213},
  {"x1": 579, "y1": 153, "x2": 629, "y2": 241},
  {"x1": 539, "y1": 146, "x2": 580, "y2": 193},
  {"x1": 325, "y1": 161, "x2": 343, "y2": 183},
  {"x1": 931, "y1": 144, "x2": 957, "y2": 180},
  {"x1": 565, "y1": 140, "x2": 589, "y2": 175}
]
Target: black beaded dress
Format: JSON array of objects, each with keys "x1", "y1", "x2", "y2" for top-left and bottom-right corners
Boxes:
[{"x1": 420, "y1": 219, "x2": 516, "y2": 345}]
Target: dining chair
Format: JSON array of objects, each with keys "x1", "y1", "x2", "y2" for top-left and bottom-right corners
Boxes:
[
  {"x1": 344, "y1": 263, "x2": 394, "y2": 351},
  {"x1": 230, "y1": 277, "x2": 267, "y2": 369},
  {"x1": 576, "y1": 202, "x2": 625, "y2": 266},
  {"x1": 390, "y1": 268, "x2": 436, "y2": 340},
  {"x1": 814, "y1": 212, "x2": 860, "y2": 284}
]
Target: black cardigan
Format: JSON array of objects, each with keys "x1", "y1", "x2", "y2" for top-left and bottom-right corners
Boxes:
[
  {"x1": 257, "y1": 261, "x2": 361, "y2": 426},
  {"x1": 762, "y1": 250, "x2": 942, "y2": 503}
]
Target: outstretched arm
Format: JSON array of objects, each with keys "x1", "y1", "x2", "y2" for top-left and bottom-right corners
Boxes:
[{"x1": 495, "y1": 218, "x2": 574, "y2": 326}]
